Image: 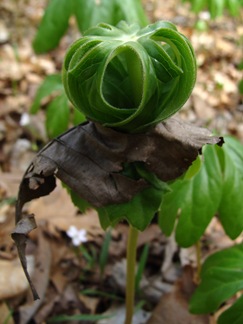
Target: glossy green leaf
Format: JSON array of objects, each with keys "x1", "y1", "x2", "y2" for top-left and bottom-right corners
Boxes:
[
  {"x1": 63, "y1": 21, "x2": 196, "y2": 133},
  {"x1": 190, "y1": 244, "x2": 243, "y2": 314},
  {"x1": 160, "y1": 137, "x2": 243, "y2": 246},
  {"x1": 46, "y1": 93, "x2": 70, "y2": 138},
  {"x1": 218, "y1": 137, "x2": 243, "y2": 239},
  {"x1": 218, "y1": 294, "x2": 243, "y2": 324},
  {"x1": 159, "y1": 145, "x2": 223, "y2": 247},
  {"x1": 30, "y1": 74, "x2": 63, "y2": 114},
  {"x1": 33, "y1": 0, "x2": 73, "y2": 53},
  {"x1": 159, "y1": 179, "x2": 190, "y2": 236}
]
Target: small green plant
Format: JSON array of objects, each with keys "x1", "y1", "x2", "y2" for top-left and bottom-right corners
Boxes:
[
  {"x1": 62, "y1": 21, "x2": 198, "y2": 324},
  {"x1": 63, "y1": 21, "x2": 196, "y2": 133},
  {"x1": 159, "y1": 135, "x2": 243, "y2": 322},
  {"x1": 14, "y1": 19, "x2": 219, "y2": 324},
  {"x1": 182, "y1": 0, "x2": 243, "y2": 19},
  {"x1": 31, "y1": 0, "x2": 149, "y2": 139},
  {"x1": 189, "y1": 244, "x2": 243, "y2": 323},
  {"x1": 15, "y1": 1, "x2": 243, "y2": 322},
  {"x1": 159, "y1": 136, "x2": 243, "y2": 247}
]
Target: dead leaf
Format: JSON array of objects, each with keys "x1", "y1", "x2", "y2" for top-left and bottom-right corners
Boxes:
[
  {"x1": 0, "y1": 21, "x2": 9, "y2": 44},
  {"x1": 192, "y1": 94, "x2": 216, "y2": 120},
  {"x1": 137, "y1": 224, "x2": 164, "y2": 248},
  {"x1": 98, "y1": 304, "x2": 150, "y2": 324},
  {"x1": 28, "y1": 182, "x2": 103, "y2": 239},
  {"x1": 146, "y1": 266, "x2": 209, "y2": 324},
  {"x1": 17, "y1": 228, "x2": 52, "y2": 324},
  {"x1": 13, "y1": 119, "x2": 222, "y2": 300},
  {"x1": 16, "y1": 119, "x2": 222, "y2": 212},
  {"x1": 0, "y1": 256, "x2": 35, "y2": 299},
  {"x1": 11, "y1": 214, "x2": 39, "y2": 300},
  {"x1": 79, "y1": 294, "x2": 100, "y2": 314}
]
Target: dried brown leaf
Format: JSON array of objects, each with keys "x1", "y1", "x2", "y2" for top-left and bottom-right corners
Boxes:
[
  {"x1": 17, "y1": 229, "x2": 52, "y2": 323},
  {"x1": 16, "y1": 119, "x2": 222, "y2": 212},
  {"x1": 0, "y1": 256, "x2": 34, "y2": 299},
  {"x1": 14, "y1": 119, "x2": 222, "y2": 300},
  {"x1": 11, "y1": 214, "x2": 39, "y2": 300},
  {"x1": 147, "y1": 266, "x2": 209, "y2": 324}
]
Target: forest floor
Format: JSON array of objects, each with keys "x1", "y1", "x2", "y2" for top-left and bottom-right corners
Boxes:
[{"x1": 0, "y1": 0, "x2": 242, "y2": 323}]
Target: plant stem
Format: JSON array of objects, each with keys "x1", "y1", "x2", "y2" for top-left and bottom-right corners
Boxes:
[{"x1": 125, "y1": 225, "x2": 139, "y2": 324}]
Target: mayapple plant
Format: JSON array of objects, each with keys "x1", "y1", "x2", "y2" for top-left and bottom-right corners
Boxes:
[
  {"x1": 63, "y1": 20, "x2": 196, "y2": 132},
  {"x1": 12, "y1": 21, "x2": 221, "y2": 324}
]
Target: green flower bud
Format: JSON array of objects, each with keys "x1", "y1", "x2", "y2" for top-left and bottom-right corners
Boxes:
[{"x1": 63, "y1": 21, "x2": 197, "y2": 133}]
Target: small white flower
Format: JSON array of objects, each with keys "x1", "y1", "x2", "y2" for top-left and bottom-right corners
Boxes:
[
  {"x1": 66, "y1": 226, "x2": 88, "y2": 246},
  {"x1": 20, "y1": 113, "x2": 30, "y2": 126},
  {"x1": 199, "y1": 11, "x2": 210, "y2": 20}
]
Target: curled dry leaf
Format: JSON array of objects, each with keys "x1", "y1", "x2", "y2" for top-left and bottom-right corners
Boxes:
[
  {"x1": 11, "y1": 215, "x2": 39, "y2": 300},
  {"x1": 16, "y1": 118, "x2": 222, "y2": 213},
  {"x1": 17, "y1": 229, "x2": 52, "y2": 324},
  {"x1": 13, "y1": 118, "x2": 223, "y2": 299}
]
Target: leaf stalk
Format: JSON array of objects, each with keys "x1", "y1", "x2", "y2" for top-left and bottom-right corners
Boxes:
[{"x1": 125, "y1": 225, "x2": 139, "y2": 324}]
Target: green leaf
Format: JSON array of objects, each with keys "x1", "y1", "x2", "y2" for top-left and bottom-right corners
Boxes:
[
  {"x1": 191, "y1": 0, "x2": 206, "y2": 13},
  {"x1": 33, "y1": 0, "x2": 73, "y2": 53},
  {"x1": 218, "y1": 294, "x2": 243, "y2": 324},
  {"x1": 30, "y1": 74, "x2": 63, "y2": 114},
  {"x1": 97, "y1": 164, "x2": 169, "y2": 231},
  {"x1": 159, "y1": 145, "x2": 223, "y2": 247},
  {"x1": 225, "y1": 0, "x2": 242, "y2": 16},
  {"x1": 190, "y1": 244, "x2": 243, "y2": 314},
  {"x1": 72, "y1": 108, "x2": 86, "y2": 126},
  {"x1": 238, "y1": 79, "x2": 243, "y2": 94},
  {"x1": 159, "y1": 179, "x2": 190, "y2": 236},
  {"x1": 209, "y1": 0, "x2": 225, "y2": 19},
  {"x1": 46, "y1": 93, "x2": 70, "y2": 138},
  {"x1": 63, "y1": 21, "x2": 196, "y2": 133},
  {"x1": 218, "y1": 136, "x2": 243, "y2": 239},
  {"x1": 69, "y1": 190, "x2": 91, "y2": 213},
  {"x1": 183, "y1": 154, "x2": 202, "y2": 179},
  {"x1": 184, "y1": 0, "x2": 243, "y2": 18},
  {"x1": 97, "y1": 185, "x2": 164, "y2": 231},
  {"x1": 73, "y1": 0, "x2": 113, "y2": 32},
  {"x1": 73, "y1": 0, "x2": 148, "y2": 33},
  {"x1": 113, "y1": 0, "x2": 149, "y2": 27}
]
